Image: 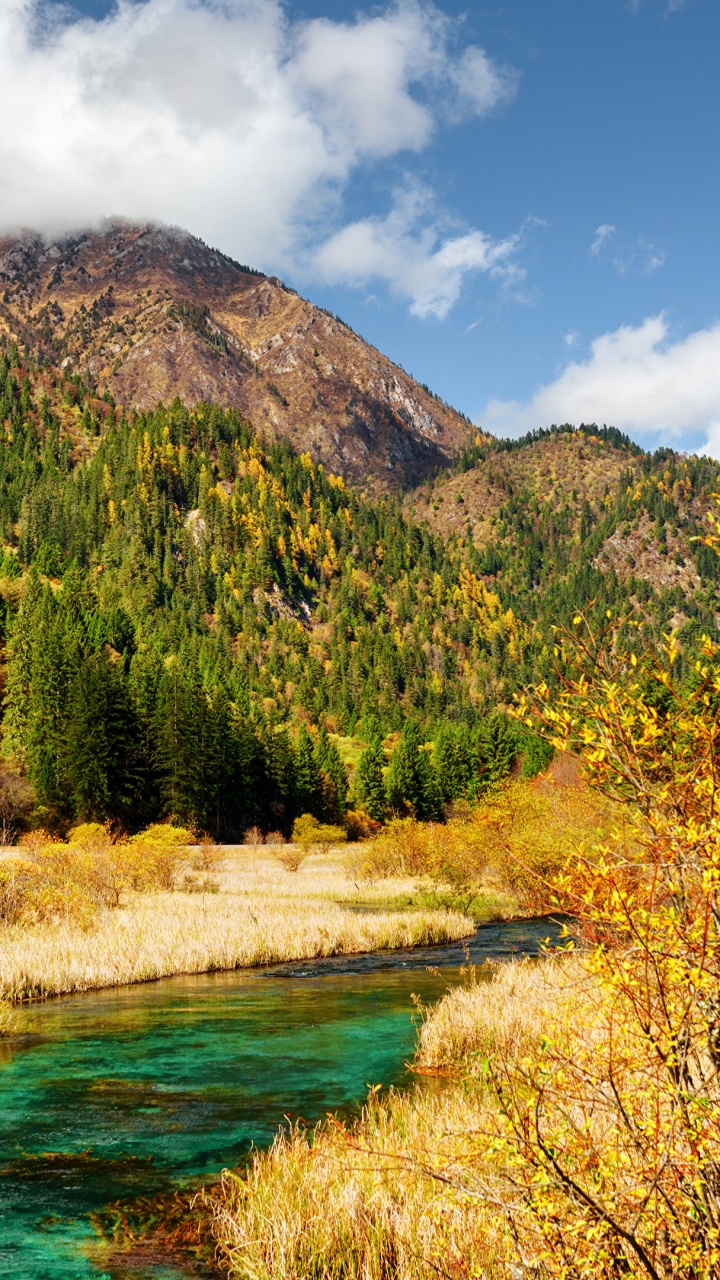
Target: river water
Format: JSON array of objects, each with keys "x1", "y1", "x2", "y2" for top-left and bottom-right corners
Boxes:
[{"x1": 0, "y1": 915, "x2": 567, "y2": 1279}]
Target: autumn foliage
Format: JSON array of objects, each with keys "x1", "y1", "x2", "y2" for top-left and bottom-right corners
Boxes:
[
  {"x1": 0, "y1": 822, "x2": 193, "y2": 927},
  {"x1": 489, "y1": 609, "x2": 720, "y2": 1278},
  {"x1": 206, "y1": 602, "x2": 720, "y2": 1280}
]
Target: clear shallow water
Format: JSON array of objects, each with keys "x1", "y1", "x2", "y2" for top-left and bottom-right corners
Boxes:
[{"x1": 0, "y1": 915, "x2": 567, "y2": 1280}]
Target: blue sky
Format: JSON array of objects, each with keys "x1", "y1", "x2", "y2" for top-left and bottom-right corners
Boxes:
[{"x1": 3, "y1": 1, "x2": 720, "y2": 453}]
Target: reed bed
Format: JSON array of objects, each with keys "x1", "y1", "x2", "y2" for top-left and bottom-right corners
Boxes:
[
  {"x1": 206, "y1": 959, "x2": 585, "y2": 1280},
  {"x1": 208, "y1": 1088, "x2": 511, "y2": 1280},
  {"x1": 0, "y1": 891, "x2": 473, "y2": 1001},
  {"x1": 415, "y1": 953, "x2": 582, "y2": 1074},
  {"x1": 218, "y1": 847, "x2": 515, "y2": 917}
]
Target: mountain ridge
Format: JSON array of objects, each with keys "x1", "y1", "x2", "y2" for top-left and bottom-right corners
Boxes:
[
  {"x1": 0, "y1": 220, "x2": 476, "y2": 493},
  {"x1": 0, "y1": 335, "x2": 719, "y2": 834}
]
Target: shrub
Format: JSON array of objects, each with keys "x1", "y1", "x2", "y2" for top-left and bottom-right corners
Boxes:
[
  {"x1": 344, "y1": 808, "x2": 381, "y2": 841},
  {"x1": 275, "y1": 848, "x2": 306, "y2": 873},
  {"x1": 291, "y1": 814, "x2": 347, "y2": 855},
  {"x1": 128, "y1": 825, "x2": 192, "y2": 891},
  {"x1": 360, "y1": 816, "x2": 486, "y2": 910},
  {"x1": 193, "y1": 838, "x2": 223, "y2": 873},
  {"x1": 0, "y1": 856, "x2": 41, "y2": 924}
]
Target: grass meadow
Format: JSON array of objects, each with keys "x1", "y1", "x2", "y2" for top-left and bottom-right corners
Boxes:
[{"x1": 0, "y1": 845, "x2": 477, "y2": 1001}]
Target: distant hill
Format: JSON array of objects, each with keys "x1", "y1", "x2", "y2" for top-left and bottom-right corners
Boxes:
[
  {"x1": 409, "y1": 424, "x2": 719, "y2": 606},
  {"x1": 0, "y1": 222, "x2": 474, "y2": 492}
]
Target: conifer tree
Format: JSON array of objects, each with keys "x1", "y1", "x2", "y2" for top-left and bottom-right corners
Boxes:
[
  {"x1": 26, "y1": 596, "x2": 75, "y2": 812},
  {"x1": 433, "y1": 724, "x2": 474, "y2": 803},
  {"x1": 263, "y1": 725, "x2": 297, "y2": 831},
  {"x1": 354, "y1": 737, "x2": 387, "y2": 822},
  {"x1": 61, "y1": 651, "x2": 142, "y2": 821},
  {"x1": 475, "y1": 713, "x2": 517, "y2": 789},
  {"x1": 386, "y1": 722, "x2": 442, "y2": 821},
  {"x1": 153, "y1": 661, "x2": 203, "y2": 827},
  {"x1": 313, "y1": 727, "x2": 348, "y2": 820},
  {"x1": 2, "y1": 568, "x2": 43, "y2": 765},
  {"x1": 294, "y1": 725, "x2": 322, "y2": 817}
]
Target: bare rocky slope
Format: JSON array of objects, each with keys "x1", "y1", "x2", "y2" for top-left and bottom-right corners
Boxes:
[{"x1": 0, "y1": 221, "x2": 474, "y2": 492}]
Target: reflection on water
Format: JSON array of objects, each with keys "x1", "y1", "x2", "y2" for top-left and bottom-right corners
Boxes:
[{"x1": 0, "y1": 914, "x2": 568, "y2": 1279}]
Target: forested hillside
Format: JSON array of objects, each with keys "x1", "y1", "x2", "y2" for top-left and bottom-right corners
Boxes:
[{"x1": 0, "y1": 343, "x2": 718, "y2": 837}]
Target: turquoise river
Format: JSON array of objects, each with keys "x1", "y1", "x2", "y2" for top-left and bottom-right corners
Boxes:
[{"x1": 0, "y1": 915, "x2": 565, "y2": 1279}]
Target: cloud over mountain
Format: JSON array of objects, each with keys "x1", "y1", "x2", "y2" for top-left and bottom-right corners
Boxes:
[{"x1": 0, "y1": 0, "x2": 518, "y2": 316}]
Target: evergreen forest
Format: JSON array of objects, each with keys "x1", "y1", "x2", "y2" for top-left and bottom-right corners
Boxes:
[{"x1": 1, "y1": 342, "x2": 718, "y2": 836}]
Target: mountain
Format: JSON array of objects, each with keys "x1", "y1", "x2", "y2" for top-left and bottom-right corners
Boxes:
[
  {"x1": 0, "y1": 222, "x2": 473, "y2": 492},
  {"x1": 0, "y1": 233, "x2": 719, "y2": 838},
  {"x1": 408, "y1": 424, "x2": 719, "y2": 603},
  {"x1": 1, "y1": 341, "x2": 719, "y2": 839}
]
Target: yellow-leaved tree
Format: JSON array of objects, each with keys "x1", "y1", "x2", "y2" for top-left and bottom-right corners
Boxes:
[{"x1": 487, "y1": 599, "x2": 720, "y2": 1278}]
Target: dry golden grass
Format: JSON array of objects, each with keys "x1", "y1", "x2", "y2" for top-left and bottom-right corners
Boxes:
[
  {"x1": 207, "y1": 1089, "x2": 512, "y2": 1280},
  {"x1": 416, "y1": 955, "x2": 583, "y2": 1075},
  {"x1": 206, "y1": 958, "x2": 589, "y2": 1280},
  {"x1": 0, "y1": 880, "x2": 473, "y2": 1000},
  {"x1": 215, "y1": 845, "x2": 515, "y2": 916}
]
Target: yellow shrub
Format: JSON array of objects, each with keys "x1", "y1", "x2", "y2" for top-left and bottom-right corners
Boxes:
[
  {"x1": 0, "y1": 856, "x2": 41, "y2": 924},
  {"x1": 128, "y1": 824, "x2": 192, "y2": 891},
  {"x1": 360, "y1": 779, "x2": 614, "y2": 914}
]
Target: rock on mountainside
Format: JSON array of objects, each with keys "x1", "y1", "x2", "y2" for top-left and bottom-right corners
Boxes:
[{"x1": 0, "y1": 221, "x2": 474, "y2": 491}]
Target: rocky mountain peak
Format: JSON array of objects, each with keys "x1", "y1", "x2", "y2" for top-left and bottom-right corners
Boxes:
[{"x1": 0, "y1": 220, "x2": 475, "y2": 490}]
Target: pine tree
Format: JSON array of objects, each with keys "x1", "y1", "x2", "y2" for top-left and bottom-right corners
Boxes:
[
  {"x1": 386, "y1": 722, "x2": 442, "y2": 821},
  {"x1": 61, "y1": 651, "x2": 143, "y2": 821},
  {"x1": 26, "y1": 595, "x2": 75, "y2": 813},
  {"x1": 313, "y1": 727, "x2": 348, "y2": 820},
  {"x1": 475, "y1": 713, "x2": 517, "y2": 790},
  {"x1": 294, "y1": 725, "x2": 322, "y2": 817},
  {"x1": 2, "y1": 567, "x2": 43, "y2": 765},
  {"x1": 262, "y1": 725, "x2": 297, "y2": 832},
  {"x1": 354, "y1": 737, "x2": 387, "y2": 822},
  {"x1": 153, "y1": 661, "x2": 203, "y2": 826}
]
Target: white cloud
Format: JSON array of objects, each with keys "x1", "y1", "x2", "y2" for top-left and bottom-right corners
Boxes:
[
  {"x1": 590, "y1": 223, "x2": 616, "y2": 256},
  {"x1": 482, "y1": 314, "x2": 720, "y2": 457},
  {"x1": 590, "y1": 223, "x2": 665, "y2": 275},
  {"x1": 312, "y1": 182, "x2": 522, "y2": 319},
  {"x1": 0, "y1": 0, "x2": 518, "y2": 315},
  {"x1": 445, "y1": 43, "x2": 518, "y2": 120}
]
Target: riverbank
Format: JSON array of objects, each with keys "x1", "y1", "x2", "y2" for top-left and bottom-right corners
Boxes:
[
  {"x1": 204, "y1": 955, "x2": 584, "y2": 1278},
  {"x1": 0, "y1": 848, "x2": 478, "y2": 1000}
]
